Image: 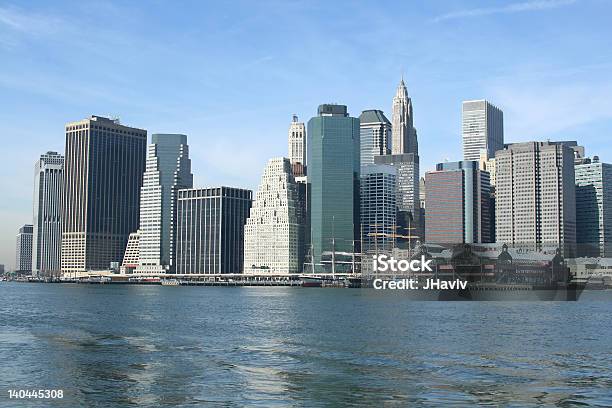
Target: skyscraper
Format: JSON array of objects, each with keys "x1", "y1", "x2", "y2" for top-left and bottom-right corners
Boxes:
[
  {"x1": 374, "y1": 153, "x2": 421, "y2": 245},
  {"x1": 425, "y1": 161, "x2": 491, "y2": 244},
  {"x1": 575, "y1": 157, "x2": 612, "y2": 257},
  {"x1": 176, "y1": 187, "x2": 252, "y2": 274},
  {"x1": 16, "y1": 224, "x2": 33, "y2": 274},
  {"x1": 244, "y1": 158, "x2": 304, "y2": 274},
  {"x1": 391, "y1": 78, "x2": 418, "y2": 155},
  {"x1": 32, "y1": 151, "x2": 64, "y2": 277},
  {"x1": 137, "y1": 134, "x2": 193, "y2": 273},
  {"x1": 307, "y1": 104, "x2": 360, "y2": 271},
  {"x1": 360, "y1": 164, "x2": 397, "y2": 254},
  {"x1": 359, "y1": 110, "x2": 391, "y2": 170},
  {"x1": 288, "y1": 115, "x2": 307, "y2": 177},
  {"x1": 496, "y1": 141, "x2": 576, "y2": 256},
  {"x1": 462, "y1": 100, "x2": 504, "y2": 161},
  {"x1": 61, "y1": 116, "x2": 147, "y2": 274}
]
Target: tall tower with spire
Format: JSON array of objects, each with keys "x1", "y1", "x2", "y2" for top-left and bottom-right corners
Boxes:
[{"x1": 391, "y1": 77, "x2": 418, "y2": 155}]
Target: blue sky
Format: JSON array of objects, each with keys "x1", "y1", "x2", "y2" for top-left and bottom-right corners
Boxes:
[{"x1": 1, "y1": 0, "x2": 611, "y2": 269}]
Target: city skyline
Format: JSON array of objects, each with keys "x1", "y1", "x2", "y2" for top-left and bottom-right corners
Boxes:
[{"x1": 2, "y1": 0, "x2": 612, "y2": 268}]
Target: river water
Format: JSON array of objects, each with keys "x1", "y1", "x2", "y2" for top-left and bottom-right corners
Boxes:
[{"x1": 1, "y1": 283, "x2": 611, "y2": 407}]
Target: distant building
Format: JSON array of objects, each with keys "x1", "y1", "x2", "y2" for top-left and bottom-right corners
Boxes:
[
  {"x1": 462, "y1": 100, "x2": 503, "y2": 161},
  {"x1": 288, "y1": 115, "x2": 307, "y2": 177},
  {"x1": 176, "y1": 187, "x2": 252, "y2": 274},
  {"x1": 359, "y1": 110, "x2": 391, "y2": 170},
  {"x1": 32, "y1": 151, "x2": 64, "y2": 277},
  {"x1": 391, "y1": 78, "x2": 418, "y2": 155},
  {"x1": 374, "y1": 153, "x2": 421, "y2": 245},
  {"x1": 121, "y1": 231, "x2": 141, "y2": 274},
  {"x1": 307, "y1": 104, "x2": 360, "y2": 271},
  {"x1": 16, "y1": 224, "x2": 33, "y2": 274},
  {"x1": 360, "y1": 164, "x2": 397, "y2": 254},
  {"x1": 496, "y1": 141, "x2": 576, "y2": 256},
  {"x1": 425, "y1": 161, "x2": 491, "y2": 244},
  {"x1": 137, "y1": 134, "x2": 193, "y2": 273},
  {"x1": 575, "y1": 156, "x2": 612, "y2": 257},
  {"x1": 244, "y1": 158, "x2": 304, "y2": 274},
  {"x1": 0, "y1": 264, "x2": 4, "y2": 275},
  {"x1": 61, "y1": 116, "x2": 147, "y2": 273},
  {"x1": 419, "y1": 177, "x2": 426, "y2": 209}
]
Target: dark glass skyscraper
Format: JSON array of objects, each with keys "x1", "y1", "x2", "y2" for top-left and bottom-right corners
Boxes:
[
  {"x1": 307, "y1": 104, "x2": 360, "y2": 272},
  {"x1": 176, "y1": 187, "x2": 252, "y2": 274},
  {"x1": 61, "y1": 116, "x2": 147, "y2": 273}
]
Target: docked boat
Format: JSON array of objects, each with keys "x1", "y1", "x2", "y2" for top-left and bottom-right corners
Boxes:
[{"x1": 161, "y1": 279, "x2": 180, "y2": 286}]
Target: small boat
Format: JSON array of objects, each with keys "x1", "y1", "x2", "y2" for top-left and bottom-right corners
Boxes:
[
  {"x1": 161, "y1": 279, "x2": 180, "y2": 286},
  {"x1": 300, "y1": 275, "x2": 322, "y2": 287}
]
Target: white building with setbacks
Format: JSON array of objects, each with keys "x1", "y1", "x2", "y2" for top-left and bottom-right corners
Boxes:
[{"x1": 244, "y1": 157, "x2": 303, "y2": 274}]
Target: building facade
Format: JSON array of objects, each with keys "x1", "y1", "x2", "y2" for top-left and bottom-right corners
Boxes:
[
  {"x1": 496, "y1": 141, "x2": 576, "y2": 256},
  {"x1": 244, "y1": 158, "x2": 303, "y2": 274},
  {"x1": 307, "y1": 104, "x2": 360, "y2": 271},
  {"x1": 176, "y1": 187, "x2": 252, "y2": 274},
  {"x1": 137, "y1": 134, "x2": 193, "y2": 273},
  {"x1": 288, "y1": 115, "x2": 307, "y2": 177},
  {"x1": 360, "y1": 164, "x2": 397, "y2": 254},
  {"x1": 61, "y1": 116, "x2": 147, "y2": 274},
  {"x1": 391, "y1": 78, "x2": 418, "y2": 155},
  {"x1": 462, "y1": 100, "x2": 504, "y2": 161},
  {"x1": 575, "y1": 157, "x2": 612, "y2": 257},
  {"x1": 121, "y1": 231, "x2": 141, "y2": 274},
  {"x1": 374, "y1": 153, "x2": 421, "y2": 245},
  {"x1": 32, "y1": 151, "x2": 64, "y2": 277},
  {"x1": 16, "y1": 224, "x2": 33, "y2": 274},
  {"x1": 425, "y1": 161, "x2": 491, "y2": 244},
  {"x1": 359, "y1": 110, "x2": 391, "y2": 170}
]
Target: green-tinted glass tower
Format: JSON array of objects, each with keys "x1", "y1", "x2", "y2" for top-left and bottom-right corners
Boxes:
[{"x1": 307, "y1": 104, "x2": 360, "y2": 272}]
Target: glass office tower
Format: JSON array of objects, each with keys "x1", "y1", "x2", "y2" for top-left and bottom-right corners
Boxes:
[{"x1": 307, "y1": 104, "x2": 360, "y2": 272}]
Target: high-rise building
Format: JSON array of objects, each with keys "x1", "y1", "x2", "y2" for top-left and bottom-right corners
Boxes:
[
  {"x1": 137, "y1": 134, "x2": 193, "y2": 273},
  {"x1": 425, "y1": 161, "x2": 491, "y2": 244},
  {"x1": 176, "y1": 187, "x2": 252, "y2": 274},
  {"x1": 496, "y1": 141, "x2": 576, "y2": 256},
  {"x1": 374, "y1": 153, "x2": 421, "y2": 245},
  {"x1": 16, "y1": 224, "x2": 33, "y2": 274},
  {"x1": 307, "y1": 104, "x2": 360, "y2": 271},
  {"x1": 32, "y1": 151, "x2": 64, "y2": 277},
  {"x1": 575, "y1": 157, "x2": 612, "y2": 257},
  {"x1": 359, "y1": 110, "x2": 391, "y2": 170},
  {"x1": 462, "y1": 100, "x2": 504, "y2": 161},
  {"x1": 0, "y1": 264, "x2": 5, "y2": 275},
  {"x1": 244, "y1": 158, "x2": 304, "y2": 274},
  {"x1": 391, "y1": 78, "x2": 418, "y2": 155},
  {"x1": 288, "y1": 115, "x2": 307, "y2": 177},
  {"x1": 360, "y1": 164, "x2": 397, "y2": 254},
  {"x1": 61, "y1": 116, "x2": 147, "y2": 274}
]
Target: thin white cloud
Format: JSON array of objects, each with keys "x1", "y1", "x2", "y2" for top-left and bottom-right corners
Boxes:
[
  {"x1": 0, "y1": 6, "x2": 62, "y2": 35},
  {"x1": 432, "y1": 0, "x2": 576, "y2": 23}
]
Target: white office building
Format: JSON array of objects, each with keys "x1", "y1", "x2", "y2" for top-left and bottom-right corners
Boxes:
[
  {"x1": 288, "y1": 115, "x2": 306, "y2": 177},
  {"x1": 16, "y1": 224, "x2": 33, "y2": 274},
  {"x1": 32, "y1": 151, "x2": 64, "y2": 277},
  {"x1": 244, "y1": 157, "x2": 303, "y2": 274},
  {"x1": 462, "y1": 100, "x2": 504, "y2": 162},
  {"x1": 496, "y1": 141, "x2": 576, "y2": 256},
  {"x1": 360, "y1": 110, "x2": 391, "y2": 171},
  {"x1": 136, "y1": 134, "x2": 193, "y2": 273}
]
